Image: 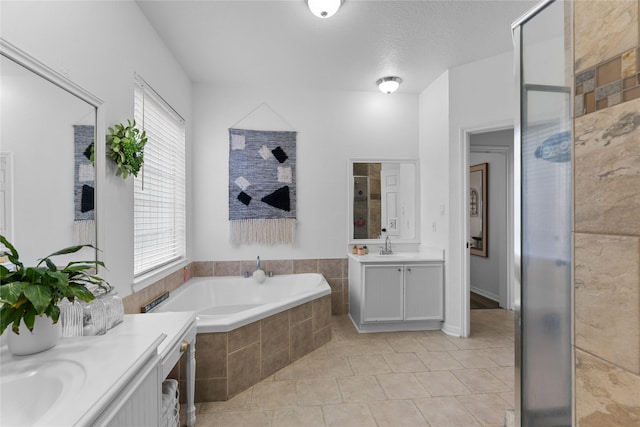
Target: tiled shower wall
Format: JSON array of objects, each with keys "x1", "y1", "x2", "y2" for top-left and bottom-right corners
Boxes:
[
  {"x1": 123, "y1": 258, "x2": 349, "y2": 316},
  {"x1": 573, "y1": 1, "x2": 640, "y2": 425}
]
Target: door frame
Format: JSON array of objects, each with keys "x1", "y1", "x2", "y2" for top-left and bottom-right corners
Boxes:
[{"x1": 459, "y1": 122, "x2": 515, "y2": 337}]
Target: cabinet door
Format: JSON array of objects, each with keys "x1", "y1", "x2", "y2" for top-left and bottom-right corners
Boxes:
[
  {"x1": 363, "y1": 265, "x2": 403, "y2": 322},
  {"x1": 404, "y1": 264, "x2": 444, "y2": 321}
]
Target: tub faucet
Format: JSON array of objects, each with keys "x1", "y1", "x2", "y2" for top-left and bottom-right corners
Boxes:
[{"x1": 252, "y1": 256, "x2": 266, "y2": 283}]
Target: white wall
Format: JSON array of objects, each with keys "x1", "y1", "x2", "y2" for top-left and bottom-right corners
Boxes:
[
  {"x1": 419, "y1": 51, "x2": 515, "y2": 336},
  {"x1": 192, "y1": 84, "x2": 419, "y2": 260},
  {"x1": 1, "y1": 0, "x2": 193, "y2": 297},
  {"x1": 419, "y1": 71, "x2": 450, "y2": 251}
]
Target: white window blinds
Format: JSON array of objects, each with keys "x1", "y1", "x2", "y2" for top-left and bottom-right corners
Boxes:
[{"x1": 133, "y1": 76, "x2": 186, "y2": 276}]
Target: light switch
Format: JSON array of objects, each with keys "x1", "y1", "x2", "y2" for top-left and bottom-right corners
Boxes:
[{"x1": 440, "y1": 204, "x2": 445, "y2": 215}]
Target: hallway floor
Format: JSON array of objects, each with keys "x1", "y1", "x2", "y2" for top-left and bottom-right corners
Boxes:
[{"x1": 189, "y1": 309, "x2": 515, "y2": 426}]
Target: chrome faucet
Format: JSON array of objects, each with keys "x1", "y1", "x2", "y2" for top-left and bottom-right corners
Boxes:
[
  {"x1": 380, "y1": 235, "x2": 393, "y2": 255},
  {"x1": 256, "y1": 256, "x2": 261, "y2": 270}
]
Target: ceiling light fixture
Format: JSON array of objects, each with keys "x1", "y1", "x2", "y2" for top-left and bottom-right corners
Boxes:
[
  {"x1": 306, "y1": 0, "x2": 344, "y2": 19},
  {"x1": 377, "y1": 76, "x2": 402, "y2": 94}
]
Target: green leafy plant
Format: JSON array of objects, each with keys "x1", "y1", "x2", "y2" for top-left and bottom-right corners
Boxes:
[
  {"x1": 0, "y1": 235, "x2": 109, "y2": 335},
  {"x1": 106, "y1": 119, "x2": 147, "y2": 179}
]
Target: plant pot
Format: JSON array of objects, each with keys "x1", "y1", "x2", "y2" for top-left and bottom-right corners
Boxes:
[{"x1": 7, "y1": 316, "x2": 62, "y2": 356}]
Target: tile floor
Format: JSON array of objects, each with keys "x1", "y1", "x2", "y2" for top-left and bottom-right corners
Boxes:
[{"x1": 185, "y1": 309, "x2": 515, "y2": 427}]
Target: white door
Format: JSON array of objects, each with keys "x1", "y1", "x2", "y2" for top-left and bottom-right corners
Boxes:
[{"x1": 380, "y1": 164, "x2": 400, "y2": 237}]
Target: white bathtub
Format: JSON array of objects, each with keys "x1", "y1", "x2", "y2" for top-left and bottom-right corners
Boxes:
[{"x1": 154, "y1": 273, "x2": 332, "y2": 333}]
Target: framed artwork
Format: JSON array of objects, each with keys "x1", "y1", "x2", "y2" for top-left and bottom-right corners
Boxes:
[{"x1": 470, "y1": 162, "x2": 488, "y2": 257}]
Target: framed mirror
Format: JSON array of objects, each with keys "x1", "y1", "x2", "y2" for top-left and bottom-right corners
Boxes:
[
  {"x1": 348, "y1": 159, "x2": 419, "y2": 244},
  {"x1": 469, "y1": 162, "x2": 488, "y2": 257},
  {"x1": 0, "y1": 39, "x2": 104, "y2": 267}
]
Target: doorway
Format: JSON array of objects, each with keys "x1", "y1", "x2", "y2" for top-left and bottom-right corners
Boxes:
[
  {"x1": 469, "y1": 129, "x2": 513, "y2": 312},
  {"x1": 461, "y1": 127, "x2": 515, "y2": 337}
]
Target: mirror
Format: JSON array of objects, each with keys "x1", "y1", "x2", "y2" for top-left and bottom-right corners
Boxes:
[
  {"x1": 469, "y1": 162, "x2": 488, "y2": 257},
  {"x1": 348, "y1": 159, "x2": 418, "y2": 243},
  {"x1": 0, "y1": 40, "x2": 102, "y2": 267}
]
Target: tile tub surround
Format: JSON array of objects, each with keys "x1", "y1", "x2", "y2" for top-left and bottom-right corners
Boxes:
[
  {"x1": 123, "y1": 258, "x2": 349, "y2": 316},
  {"x1": 191, "y1": 258, "x2": 349, "y2": 315},
  {"x1": 171, "y1": 294, "x2": 332, "y2": 403},
  {"x1": 180, "y1": 309, "x2": 515, "y2": 427},
  {"x1": 123, "y1": 265, "x2": 188, "y2": 314},
  {"x1": 574, "y1": 1, "x2": 640, "y2": 425}
]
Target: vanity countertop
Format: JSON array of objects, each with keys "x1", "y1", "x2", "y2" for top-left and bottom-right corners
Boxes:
[
  {"x1": 348, "y1": 247, "x2": 444, "y2": 263},
  {"x1": 109, "y1": 311, "x2": 197, "y2": 359},
  {"x1": 0, "y1": 311, "x2": 197, "y2": 426}
]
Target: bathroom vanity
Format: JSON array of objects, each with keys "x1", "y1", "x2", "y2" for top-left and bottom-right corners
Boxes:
[
  {"x1": 348, "y1": 250, "x2": 444, "y2": 333},
  {"x1": 110, "y1": 312, "x2": 198, "y2": 426},
  {"x1": 0, "y1": 311, "x2": 196, "y2": 426}
]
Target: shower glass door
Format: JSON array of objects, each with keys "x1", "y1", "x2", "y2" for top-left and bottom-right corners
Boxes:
[{"x1": 513, "y1": 0, "x2": 572, "y2": 425}]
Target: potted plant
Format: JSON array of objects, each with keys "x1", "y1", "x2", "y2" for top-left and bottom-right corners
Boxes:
[
  {"x1": 0, "y1": 235, "x2": 109, "y2": 355},
  {"x1": 106, "y1": 119, "x2": 147, "y2": 179}
]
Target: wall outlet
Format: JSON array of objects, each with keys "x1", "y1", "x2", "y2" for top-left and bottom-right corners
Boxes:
[{"x1": 432, "y1": 222, "x2": 437, "y2": 232}]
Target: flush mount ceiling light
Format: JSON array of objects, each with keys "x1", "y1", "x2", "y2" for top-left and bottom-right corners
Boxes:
[
  {"x1": 306, "y1": 0, "x2": 344, "y2": 18},
  {"x1": 377, "y1": 76, "x2": 402, "y2": 94}
]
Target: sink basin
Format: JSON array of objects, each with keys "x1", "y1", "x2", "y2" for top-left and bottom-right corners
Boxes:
[{"x1": 0, "y1": 360, "x2": 86, "y2": 426}]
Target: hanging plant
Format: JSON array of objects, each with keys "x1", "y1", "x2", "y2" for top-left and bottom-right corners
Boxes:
[{"x1": 106, "y1": 119, "x2": 147, "y2": 179}]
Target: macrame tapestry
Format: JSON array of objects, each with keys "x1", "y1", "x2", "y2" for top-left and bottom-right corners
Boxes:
[
  {"x1": 73, "y1": 125, "x2": 95, "y2": 245},
  {"x1": 228, "y1": 128, "x2": 297, "y2": 244}
]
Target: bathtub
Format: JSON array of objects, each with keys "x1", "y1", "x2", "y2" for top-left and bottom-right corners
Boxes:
[
  {"x1": 154, "y1": 273, "x2": 332, "y2": 333},
  {"x1": 154, "y1": 272, "x2": 333, "y2": 401}
]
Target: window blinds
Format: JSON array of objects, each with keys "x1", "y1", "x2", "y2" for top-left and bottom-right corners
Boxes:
[{"x1": 133, "y1": 78, "x2": 186, "y2": 276}]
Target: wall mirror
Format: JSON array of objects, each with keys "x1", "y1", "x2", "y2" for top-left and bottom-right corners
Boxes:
[
  {"x1": 0, "y1": 39, "x2": 104, "y2": 267},
  {"x1": 469, "y1": 162, "x2": 488, "y2": 257},
  {"x1": 348, "y1": 159, "x2": 419, "y2": 244}
]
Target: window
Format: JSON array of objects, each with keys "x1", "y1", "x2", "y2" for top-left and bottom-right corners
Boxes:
[{"x1": 133, "y1": 75, "x2": 186, "y2": 276}]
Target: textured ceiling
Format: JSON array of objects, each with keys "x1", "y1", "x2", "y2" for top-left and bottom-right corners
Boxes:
[{"x1": 137, "y1": 0, "x2": 537, "y2": 93}]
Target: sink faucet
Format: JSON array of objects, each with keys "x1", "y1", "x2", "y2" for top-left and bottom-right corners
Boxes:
[
  {"x1": 256, "y1": 256, "x2": 261, "y2": 271},
  {"x1": 380, "y1": 235, "x2": 393, "y2": 255}
]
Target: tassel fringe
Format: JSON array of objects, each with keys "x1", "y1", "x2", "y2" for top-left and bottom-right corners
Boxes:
[
  {"x1": 230, "y1": 219, "x2": 296, "y2": 245},
  {"x1": 73, "y1": 220, "x2": 96, "y2": 245}
]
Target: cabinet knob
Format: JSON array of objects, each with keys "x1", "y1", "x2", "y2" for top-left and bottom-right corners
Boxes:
[
  {"x1": 407, "y1": 268, "x2": 412, "y2": 272},
  {"x1": 180, "y1": 340, "x2": 189, "y2": 352},
  {"x1": 398, "y1": 268, "x2": 402, "y2": 272}
]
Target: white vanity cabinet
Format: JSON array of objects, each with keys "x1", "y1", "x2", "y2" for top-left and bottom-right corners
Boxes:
[
  {"x1": 349, "y1": 252, "x2": 444, "y2": 333},
  {"x1": 91, "y1": 349, "x2": 163, "y2": 426}
]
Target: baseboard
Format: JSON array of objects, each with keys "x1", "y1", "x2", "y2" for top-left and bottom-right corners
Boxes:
[
  {"x1": 441, "y1": 322, "x2": 461, "y2": 337},
  {"x1": 470, "y1": 285, "x2": 499, "y2": 302}
]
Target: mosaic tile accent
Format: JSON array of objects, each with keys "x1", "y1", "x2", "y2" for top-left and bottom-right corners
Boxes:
[
  {"x1": 575, "y1": 47, "x2": 640, "y2": 117},
  {"x1": 621, "y1": 48, "x2": 637, "y2": 77}
]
